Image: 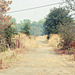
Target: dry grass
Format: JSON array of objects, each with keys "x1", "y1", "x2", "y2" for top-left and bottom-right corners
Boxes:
[
  {"x1": 0, "y1": 33, "x2": 39, "y2": 69},
  {"x1": 48, "y1": 34, "x2": 61, "y2": 48},
  {"x1": 0, "y1": 33, "x2": 75, "y2": 70},
  {"x1": 0, "y1": 33, "x2": 29, "y2": 69},
  {"x1": 0, "y1": 48, "x2": 29, "y2": 69}
]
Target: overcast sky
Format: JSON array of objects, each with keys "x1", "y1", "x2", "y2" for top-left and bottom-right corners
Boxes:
[{"x1": 7, "y1": 0, "x2": 62, "y2": 23}]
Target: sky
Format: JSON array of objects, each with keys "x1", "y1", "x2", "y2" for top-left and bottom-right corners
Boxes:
[{"x1": 7, "y1": 0, "x2": 63, "y2": 23}]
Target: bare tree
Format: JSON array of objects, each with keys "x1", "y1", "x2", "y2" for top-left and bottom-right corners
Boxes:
[{"x1": 65, "y1": 0, "x2": 75, "y2": 11}]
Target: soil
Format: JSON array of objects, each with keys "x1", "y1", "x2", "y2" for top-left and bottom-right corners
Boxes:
[{"x1": 0, "y1": 35, "x2": 75, "y2": 75}]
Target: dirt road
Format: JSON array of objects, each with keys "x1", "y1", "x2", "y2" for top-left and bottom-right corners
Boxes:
[{"x1": 0, "y1": 38, "x2": 75, "y2": 75}]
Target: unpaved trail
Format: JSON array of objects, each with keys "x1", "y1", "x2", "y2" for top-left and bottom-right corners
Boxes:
[{"x1": 0, "y1": 37, "x2": 75, "y2": 75}]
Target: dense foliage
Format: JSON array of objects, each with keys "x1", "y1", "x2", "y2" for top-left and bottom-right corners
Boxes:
[
  {"x1": 44, "y1": 7, "x2": 73, "y2": 37},
  {"x1": 13, "y1": 19, "x2": 45, "y2": 36},
  {"x1": 0, "y1": 0, "x2": 13, "y2": 51},
  {"x1": 21, "y1": 23, "x2": 30, "y2": 35},
  {"x1": 58, "y1": 24, "x2": 75, "y2": 49},
  {"x1": 30, "y1": 19, "x2": 45, "y2": 36},
  {"x1": 4, "y1": 24, "x2": 17, "y2": 48}
]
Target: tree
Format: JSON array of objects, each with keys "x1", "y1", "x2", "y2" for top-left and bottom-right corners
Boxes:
[
  {"x1": 10, "y1": 18, "x2": 16, "y2": 25},
  {"x1": 0, "y1": 0, "x2": 12, "y2": 48},
  {"x1": 0, "y1": 0, "x2": 18, "y2": 50},
  {"x1": 10, "y1": 18, "x2": 19, "y2": 33},
  {"x1": 58, "y1": 24, "x2": 75, "y2": 49},
  {"x1": 15, "y1": 19, "x2": 31, "y2": 32},
  {"x1": 30, "y1": 19, "x2": 45, "y2": 36},
  {"x1": 44, "y1": 7, "x2": 73, "y2": 39},
  {"x1": 4, "y1": 24, "x2": 17, "y2": 48},
  {"x1": 21, "y1": 23, "x2": 30, "y2": 35},
  {"x1": 0, "y1": 0, "x2": 12, "y2": 37},
  {"x1": 0, "y1": 0, "x2": 12, "y2": 30},
  {"x1": 65, "y1": 0, "x2": 75, "y2": 11},
  {"x1": 23, "y1": 19, "x2": 31, "y2": 24},
  {"x1": 16, "y1": 19, "x2": 45, "y2": 36}
]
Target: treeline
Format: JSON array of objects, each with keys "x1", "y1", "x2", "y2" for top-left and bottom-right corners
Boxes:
[{"x1": 10, "y1": 18, "x2": 45, "y2": 36}]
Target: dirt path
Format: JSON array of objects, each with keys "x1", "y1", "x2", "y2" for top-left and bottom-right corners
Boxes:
[{"x1": 0, "y1": 38, "x2": 75, "y2": 75}]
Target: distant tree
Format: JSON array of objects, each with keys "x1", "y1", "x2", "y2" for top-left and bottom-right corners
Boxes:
[
  {"x1": 31, "y1": 26, "x2": 41, "y2": 36},
  {"x1": 23, "y1": 19, "x2": 31, "y2": 24},
  {"x1": 15, "y1": 19, "x2": 31, "y2": 32},
  {"x1": 44, "y1": 7, "x2": 73, "y2": 39},
  {"x1": 21, "y1": 23, "x2": 30, "y2": 35},
  {"x1": 30, "y1": 19, "x2": 45, "y2": 36},
  {"x1": 14, "y1": 19, "x2": 45, "y2": 36}
]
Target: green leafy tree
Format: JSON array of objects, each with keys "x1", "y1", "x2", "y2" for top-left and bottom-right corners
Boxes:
[
  {"x1": 10, "y1": 18, "x2": 18, "y2": 31},
  {"x1": 21, "y1": 23, "x2": 30, "y2": 35},
  {"x1": 23, "y1": 19, "x2": 31, "y2": 24},
  {"x1": 30, "y1": 19, "x2": 45, "y2": 36},
  {"x1": 0, "y1": 0, "x2": 13, "y2": 51},
  {"x1": 4, "y1": 24, "x2": 17, "y2": 48},
  {"x1": 44, "y1": 7, "x2": 73, "y2": 39},
  {"x1": 14, "y1": 19, "x2": 45, "y2": 36},
  {"x1": 15, "y1": 19, "x2": 31, "y2": 32}
]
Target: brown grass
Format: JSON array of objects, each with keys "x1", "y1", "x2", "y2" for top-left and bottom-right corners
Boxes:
[
  {"x1": 0, "y1": 33, "x2": 75, "y2": 70},
  {"x1": 48, "y1": 34, "x2": 61, "y2": 48}
]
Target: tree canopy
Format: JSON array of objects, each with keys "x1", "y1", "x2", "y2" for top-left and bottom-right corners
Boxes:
[
  {"x1": 44, "y1": 7, "x2": 73, "y2": 35},
  {"x1": 0, "y1": 0, "x2": 12, "y2": 29},
  {"x1": 30, "y1": 19, "x2": 45, "y2": 36},
  {"x1": 21, "y1": 23, "x2": 30, "y2": 35},
  {"x1": 14, "y1": 19, "x2": 45, "y2": 36}
]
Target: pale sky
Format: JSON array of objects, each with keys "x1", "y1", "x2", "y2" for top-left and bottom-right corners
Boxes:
[{"x1": 7, "y1": 0, "x2": 62, "y2": 23}]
